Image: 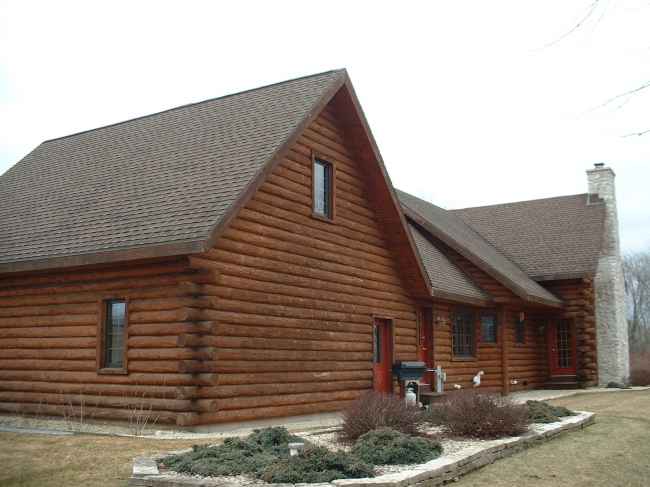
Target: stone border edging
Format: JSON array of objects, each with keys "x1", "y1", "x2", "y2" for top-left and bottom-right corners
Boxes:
[{"x1": 129, "y1": 412, "x2": 595, "y2": 487}]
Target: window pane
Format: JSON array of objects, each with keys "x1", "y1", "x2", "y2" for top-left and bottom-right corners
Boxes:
[
  {"x1": 314, "y1": 161, "x2": 330, "y2": 217},
  {"x1": 105, "y1": 300, "x2": 125, "y2": 368},
  {"x1": 374, "y1": 324, "x2": 382, "y2": 363},
  {"x1": 453, "y1": 312, "x2": 474, "y2": 357},
  {"x1": 515, "y1": 317, "x2": 525, "y2": 344},
  {"x1": 482, "y1": 315, "x2": 497, "y2": 343}
]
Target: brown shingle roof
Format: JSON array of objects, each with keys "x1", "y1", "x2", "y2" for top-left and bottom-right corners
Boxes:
[
  {"x1": 452, "y1": 194, "x2": 605, "y2": 280},
  {"x1": 0, "y1": 70, "x2": 345, "y2": 271},
  {"x1": 396, "y1": 190, "x2": 564, "y2": 307},
  {"x1": 407, "y1": 223, "x2": 494, "y2": 305}
]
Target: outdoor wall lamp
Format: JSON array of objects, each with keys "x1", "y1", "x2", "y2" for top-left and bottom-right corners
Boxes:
[{"x1": 435, "y1": 316, "x2": 447, "y2": 326}]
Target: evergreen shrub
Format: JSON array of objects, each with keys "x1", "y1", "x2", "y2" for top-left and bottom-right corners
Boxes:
[
  {"x1": 351, "y1": 427, "x2": 442, "y2": 465},
  {"x1": 524, "y1": 400, "x2": 574, "y2": 423},
  {"x1": 258, "y1": 446, "x2": 375, "y2": 483}
]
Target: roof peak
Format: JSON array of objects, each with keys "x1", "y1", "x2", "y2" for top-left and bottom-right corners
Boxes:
[{"x1": 43, "y1": 69, "x2": 346, "y2": 145}]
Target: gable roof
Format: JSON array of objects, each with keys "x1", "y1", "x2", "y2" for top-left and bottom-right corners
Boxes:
[
  {"x1": 0, "y1": 70, "x2": 345, "y2": 272},
  {"x1": 407, "y1": 223, "x2": 494, "y2": 306},
  {"x1": 396, "y1": 190, "x2": 564, "y2": 308},
  {"x1": 0, "y1": 70, "x2": 429, "y2": 293},
  {"x1": 451, "y1": 194, "x2": 605, "y2": 280}
]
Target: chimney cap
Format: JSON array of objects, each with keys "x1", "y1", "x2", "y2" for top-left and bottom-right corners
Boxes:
[{"x1": 594, "y1": 163, "x2": 605, "y2": 168}]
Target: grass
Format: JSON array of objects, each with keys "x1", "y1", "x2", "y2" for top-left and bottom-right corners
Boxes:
[
  {"x1": 0, "y1": 390, "x2": 648, "y2": 487},
  {"x1": 0, "y1": 433, "x2": 200, "y2": 487},
  {"x1": 454, "y1": 390, "x2": 650, "y2": 487}
]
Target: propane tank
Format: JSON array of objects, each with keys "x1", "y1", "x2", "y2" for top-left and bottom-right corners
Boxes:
[{"x1": 405, "y1": 387, "x2": 417, "y2": 405}]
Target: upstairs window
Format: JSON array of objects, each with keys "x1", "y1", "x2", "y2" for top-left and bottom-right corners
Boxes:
[
  {"x1": 313, "y1": 158, "x2": 333, "y2": 219},
  {"x1": 453, "y1": 311, "x2": 475, "y2": 358},
  {"x1": 482, "y1": 315, "x2": 498, "y2": 343}
]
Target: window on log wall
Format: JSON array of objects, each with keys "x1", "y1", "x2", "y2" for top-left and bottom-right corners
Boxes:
[
  {"x1": 515, "y1": 315, "x2": 525, "y2": 344},
  {"x1": 452, "y1": 311, "x2": 475, "y2": 358},
  {"x1": 97, "y1": 298, "x2": 128, "y2": 373},
  {"x1": 312, "y1": 153, "x2": 335, "y2": 220},
  {"x1": 481, "y1": 315, "x2": 498, "y2": 343}
]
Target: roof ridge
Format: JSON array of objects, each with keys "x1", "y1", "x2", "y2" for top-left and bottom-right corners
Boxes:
[
  {"x1": 452, "y1": 192, "x2": 588, "y2": 212},
  {"x1": 42, "y1": 69, "x2": 346, "y2": 145}
]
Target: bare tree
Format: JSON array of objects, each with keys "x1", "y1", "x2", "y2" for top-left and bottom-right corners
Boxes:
[
  {"x1": 623, "y1": 249, "x2": 650, "y2": 351},
  {"x1": 547, "y1": 0, "x2": 650, "y2": 137}
]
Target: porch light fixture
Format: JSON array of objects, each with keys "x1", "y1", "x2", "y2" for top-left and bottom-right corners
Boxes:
[{"x1": 435, "y1": 316, "x2": 447, "y2": 326}]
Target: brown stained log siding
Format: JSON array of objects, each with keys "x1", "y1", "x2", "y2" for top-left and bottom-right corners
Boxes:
[
  {"x1": 429, "y1": 303, "x2": 504, "y2": 390},
  {"x1": 543, "y1": 278, "x2": 597, "y2": 386},
  {"x1": 184, "y1": 103, "x2": 418, "y2": 424},
  {"x1": 0, "y1": 258, "x2": 212, "y2": 422}
]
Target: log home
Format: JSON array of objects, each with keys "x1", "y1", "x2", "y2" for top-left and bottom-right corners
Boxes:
[
  {"x1": 0, "y1": 70, "x2": 431, "y2": 427},
  {"x1": 0, "y1": 70, "x2": 628, "y2": 427},
  {"x1": 397, "y1": 164, "x2": 629, "y2": 401}
]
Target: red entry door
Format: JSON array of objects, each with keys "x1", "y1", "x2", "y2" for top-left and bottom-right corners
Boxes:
[
  {"x1": 373, "y1": 318, "x2": 392, "y2": 393},
  {"x1": 550, "y1": 321, "x2": 577, "y2": 376},
  {"x1": 417, "y1": 307, "x2": 433, "y2": 385}
]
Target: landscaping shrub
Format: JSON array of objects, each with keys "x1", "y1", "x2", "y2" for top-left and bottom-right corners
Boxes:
[
  {"x1": 339, "y1": 391, "x2": 428, "y2": 443},
  {"x1": 524, "y1": 400, "x2": 574, "y2": 424},
  {"x1": 351, "y1": 427, "x2": 442, "y2": 465},
  {"x1": 630, "y1": 352, "x2": 650, "y2": 386},
  {"x1": 247, "y1": 426, "x2": 304, "y2": 454},
  {"x1": 162, "y1": 439, "x2": 275, "y2": 476},
  {"x1": 162, "y1": 427, "x2": 311, "y2": 477},
  {"x1": 426, "y1": 388, "x2": 531, "y2": 439},
  {"x1": 258, "y1": 446, "x2": 375, "y2": 483},
  {"x1": 606, "y1": 381, "x2": 632, "y2": 389}
]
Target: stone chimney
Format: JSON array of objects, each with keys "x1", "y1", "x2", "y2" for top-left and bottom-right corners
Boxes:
[{"x1": 586, "y1": 164, "x2": 629, "y2": 384}]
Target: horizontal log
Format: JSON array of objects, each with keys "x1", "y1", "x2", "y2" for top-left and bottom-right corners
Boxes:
[
  {"x1": 0, "y1": 391, "x2": 214, "y2": 413},
  {"x1": 129, "y1": 309, "x2": 181, "y2": 325},
  {"x1": 200, "y1": 334, "x2": 371, "y2": 353},
  {"x1": 0, "y1": 380, "x2": 176, "y2": 399},
  {"x1": 175, "y1": 386, "x2": 201, "y2": 400},
  {"x1": 215, "y1": 370, "x2": 373, "y2": 386},
  {"x1": 130, "y1": 296, "x2": 215, "y2": 313},
  {"x1": 0, "y1": 325, "x2": 96, "y2": 339},
  {"x1": 0, "y1": 369, "x2": 217, "y2": 387},
  {"x1": 127, "y1": 360, "x2": 182, "y2": 374},
  {"x1": 0, "y1": 401, "x2": 178, "y2": 424},
  {"x1": 129, "y1": 321, "x2": 218, "y2": 337},
  {"x1": 179, "y1": 399, "x2": 352, "y2": 426},
  {"x1": 181, "y1": 360, "x2": 371, "y2": 374},
  {"x1": 0, "y1": 302, "x2": 96, "y2": 319},
  {"x1": 0, "y1": 359, "x2": 94, "y2": 371},
  {"x1": 199, "y1": 380, "x2": 373, "y2": 399},
  {"x1": 216, "y1": 389, "x2": 363, "y2": 412},
  {"x1": 127, "y1": 347, "x2": 217, "y2": 361},
  {"x1": 0, "y1": 348, "x2": 94, "y2": 360},
  {"x1": 0, "y1": 314, "x2": 97, "y2": 329},
  {"x1": 201, "y1": 309, "x2": 371, "y2": 336}
]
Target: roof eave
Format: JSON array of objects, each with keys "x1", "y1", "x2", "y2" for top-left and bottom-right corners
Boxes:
[
  {"x1": 430, "y1": 288, "x2": 495, "y2": 308},
  {"x1": 403, "y1": 206, "x2": 564, "y2": 308},
  {"x1": 336, "y1": 75, "x2": 432, "y2": 297},
  {"x1": 0, "y1": 239, "x2": 205, "y2": 274},
  {"x1": 532, "y1": 271, "x2": 596, "y2": 282}
]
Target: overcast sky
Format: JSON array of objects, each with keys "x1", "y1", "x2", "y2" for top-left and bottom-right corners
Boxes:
[{"x1": 1, "y1": 1, "x2": 648, "y2": 252}]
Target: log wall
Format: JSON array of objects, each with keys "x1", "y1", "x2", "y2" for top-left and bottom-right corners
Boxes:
[
  {"x1": 0, "y1": 259, "x2": 216, "y2": 424},
  {"x1": 0, "y1": 101, "x2": 418, "y2": 426},
  {"x1": 179, "y1": 103, "x2": 418, "y2": 425},
  {"x1": 430, "y1": 302, "x2": 505, "y2": 391},
  {"x1": 543, "y1": 278, "x2": 598, "y2": 387}
]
